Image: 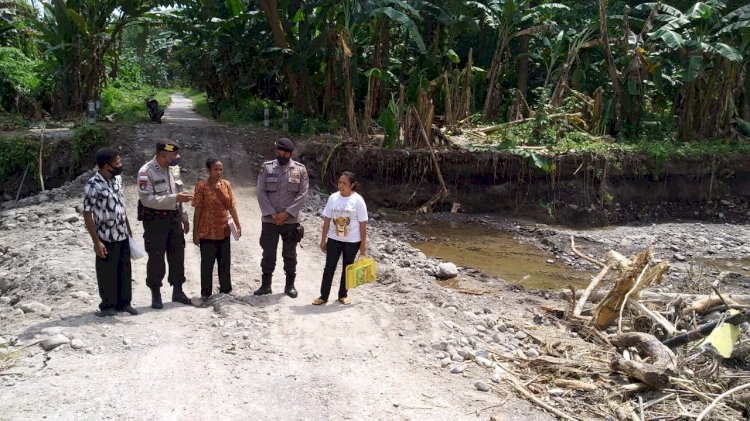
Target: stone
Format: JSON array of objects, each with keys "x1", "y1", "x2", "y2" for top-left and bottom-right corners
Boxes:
[
  {"x1": 76, "y1": 273, "x2": 90, "y2": 281},
  {"x1": 524, "y1": 348, "x2": 540, "y2": 358},
  {"x1": 63, "y1": 214, "x2": 80, "y2": 223},
  {"x1": 514, "y1": 331, "x2": 528, "y2": 340},
  {"x1": 548, "y1": 388, "x2": 566, "y2": 397},
  {"x1": 70, "y1": 339, "x2": 85, "y2": 350},
  {"x1": 475, "y1": 381, "x2": 491, "y2": 392},
  {"x1": 491, "y1": 371, "x2": 502, "y2": 384},
  {"x1": 673, "y1": 253, "x2": 686, "y2": 262},
  {"x1": 71, "y1": 291, "x2": 90, "y2": 300},
  {"x1": 451, "y1": 353, "x2": 464, "y2": 362},
  {"x1": 123, "y1": 338, "x2": 131, "y2": 345},
  {"x1": 37, "y1": 195, "x2": 50, "y2": 203},
  {"x1": 450, "y1": 363, "x2": 467, "y2": 374},
  {"x1": 435, "y1": 263, "x2": 459, "y2": 279},
  {"x1": 475, "y1": 325, "x2": 487, "y2": 333},
  {"x1": 40, "y1": 334, "x2": 70, "y2": 351},
  {"x1": 41, "y1": 327, "x2": 63, "y2": 336},
  {"x1": 431, "y1": 341, "x2": 447, "y2": 351},
  {"x1": 19, "y1": 302, "x2": 51, "y2": 317},
  {"x1": 440, "y1": 357, "x2": 451, "y2": 368},
  {"x1": 476, "y1": 356, "x2": 493, "y2": 368},
  {"x1": 496, "y1": 323, "x2": 508, "y2": 332},
  {"x1": 492, "y1": 332, "x2": 505, "y2": 344},
  {"x1": 546, "y1": 259, "x2": 554, "y2": 264},
  {"x1": 0, "y1": 297, "x2": 11, "y2": 306},
  {"x1": 384, "y1": 244, "x2": 397, "y2": 254}
]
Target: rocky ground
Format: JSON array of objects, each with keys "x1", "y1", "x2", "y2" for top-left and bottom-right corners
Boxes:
[
  {"x1": 1, "y1": 95, "x2": 747, "y2": 420},
  {"x1": 0, "y1": 95, "x2": 563, "y2": 421}
]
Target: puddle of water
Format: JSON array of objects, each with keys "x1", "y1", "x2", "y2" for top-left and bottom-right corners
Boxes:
[{"x1": 411, "y1": 221, "x2": 593, "y2": 290}]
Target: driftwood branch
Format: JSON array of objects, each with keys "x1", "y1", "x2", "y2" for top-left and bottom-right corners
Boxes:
[
  {"x1": 627, "y1": 298, "x2": 677, "y2": 336},
  {"x1": 696, "y1": 382, "x2": 750, "y2": 421},
  {"x1": 573, "y1": 265, "x2": 610, "y2": 317},
  {"x1": 610, "y1": 332, "x2": 677, "y2": 389},
  {"x1": 663, "y1": 311, "x2": 750, "y2": 348},
  {"x1": 570, "y1": 236, "x2": 607, "y2": 268}
]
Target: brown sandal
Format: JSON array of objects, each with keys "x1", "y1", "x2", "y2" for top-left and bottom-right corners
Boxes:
[
  {"x1": 338, "y1": 297, "x2": 351, "y2": 305},
  {"x1": 312, "y1": 297, "x2": 327, "y2": 305}
]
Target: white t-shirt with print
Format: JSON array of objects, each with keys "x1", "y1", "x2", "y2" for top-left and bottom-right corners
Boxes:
[{"x1": 322, "y1": 192, "x2": 368, "y2": 243}]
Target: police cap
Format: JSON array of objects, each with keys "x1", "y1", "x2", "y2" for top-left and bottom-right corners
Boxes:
[
  {"x1": 275, "y1": 137, "x2": 294, "y2": 152},
  {"x1": 156, "y1": 140, "x2": 180, "y2": 152}
]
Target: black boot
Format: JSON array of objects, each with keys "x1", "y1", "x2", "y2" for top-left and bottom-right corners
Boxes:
[
  {"x1": 254, "y1": 274, "x2": 273, "y2": 296},
  {"x1": 284, "y1": 273, "x2": 298, "y2": 298},
  {"x1": 172, "y1": 284, "x2": 191, "y2": 305},
  {"x1": 150, "y1": 288, "x2": 163, "y2": 309}
]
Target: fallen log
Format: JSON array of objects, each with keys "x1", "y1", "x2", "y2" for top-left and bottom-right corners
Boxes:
[
  {"x1": 662, "y1": 310, "x2": 750, "y2": 348},
  {"x1": 610, "y1": 332, "x2": 677, "y2": 389},
  {"x1": 593, "y1": 249, "x2": 669, "y2": 329},
  {"x1": 553, "y1": 379, "x2": 597, "y2": 392},
  {"x1": 563, "y1": 290, "x2": 750, "y2": 305},
  {"x1": 682, "y1": 295, "x2": 740, "y2": 315}
]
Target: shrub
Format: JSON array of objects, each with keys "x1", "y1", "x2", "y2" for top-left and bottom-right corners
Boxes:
[
  {"x1": 0, "y1": 47, "x2": 40, "y2": 112},
  {"x1": 70, "y1": 124, "x2": 108, "y2": 171}
]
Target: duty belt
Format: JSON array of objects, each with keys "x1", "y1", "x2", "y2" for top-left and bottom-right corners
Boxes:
[{"x1": 141, "y1": 206, "x2": 181, "y2": 221}]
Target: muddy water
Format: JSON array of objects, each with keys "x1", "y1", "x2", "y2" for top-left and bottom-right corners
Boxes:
[{"x1": 410, "y1": 221, "x2": 594, "y2": 290}]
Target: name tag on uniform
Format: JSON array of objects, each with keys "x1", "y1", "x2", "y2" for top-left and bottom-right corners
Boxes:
[{"x1": 289, "y1": 168, "x2": 301, "y2": 184}]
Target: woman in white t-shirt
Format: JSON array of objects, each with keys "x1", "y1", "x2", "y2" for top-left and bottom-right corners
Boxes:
[{"x1": 313, "y1": 171, "x2": 368, "y2": 305}]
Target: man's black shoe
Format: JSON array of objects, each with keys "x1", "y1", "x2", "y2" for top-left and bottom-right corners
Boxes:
[
  {"x1": 151, "y1": 288, "x2": 163, "y2": 309},
  {"x1": 97, "y1": 308, "x2": 117, "y2": 317},
  {"x1": 172, "y1": 286, "x2": 191, "y2": 305},
  {"x1": 253, "y1": 284, "x2": 272, "y2": 296},
  {"x1": 284, "y1": 286, "x2": 298, "y2": 298},
  {"x1": 120, "y1": 305, "x2": 140, "y2": 315}
]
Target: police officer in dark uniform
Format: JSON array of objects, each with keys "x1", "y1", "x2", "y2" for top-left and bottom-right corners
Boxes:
[
  {"x1": 138, "y1": 140, "x2": 194, "y2": 308},
  {"x1": 255, "y1": 138, "x2": 309, "y2": 298}
]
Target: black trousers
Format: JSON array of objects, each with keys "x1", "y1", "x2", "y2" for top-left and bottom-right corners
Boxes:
[
  {"x1": 95, "y1": 239, "x2": 132, "y2": 310},
  {"x1": 143, "y1": 217, "x2": 185, "y2": 289},
  {"x1": 320, "y1": 238, "x2": 360, "y2": 300},
  {"x1": 200, "y1": 237, "x2": 231, "y2": 297},
  {"x1": 259, "y1": 223, "x2": 299, "y2": 279}
]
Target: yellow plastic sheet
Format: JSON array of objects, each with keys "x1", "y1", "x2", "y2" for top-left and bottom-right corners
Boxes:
[
  {"x1": 698, "y1": 309, "x2": 741, "y2": 359},
  {"x1": 345, "y1": 257, "x2": 377, "y2": 290}
]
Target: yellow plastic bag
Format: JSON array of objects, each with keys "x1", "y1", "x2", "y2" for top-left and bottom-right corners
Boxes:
[{"x1": 345, "y1": 257, "x2": 377, "y2": 290}]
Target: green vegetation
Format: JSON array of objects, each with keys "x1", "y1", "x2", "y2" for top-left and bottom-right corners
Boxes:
[
  {"x1": 101, "y1": 83, "x2": 172, "y2": 123},
  {"x1": 187, "y1": 90, "x2": 340, "y2": 135},
  {"x1": 69, "y1": 124, "x2": 108, "y2": 172},
  {"x1": 0, "y1": 135, "x2": 37, "y2": 181},
  {"x1": 1, "y1": 0, "x2": 749, "y2": 152}
]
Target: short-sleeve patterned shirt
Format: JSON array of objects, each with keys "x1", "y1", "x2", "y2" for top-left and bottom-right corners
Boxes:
[
  {"x1": 192, "y1": 179, "x2": 237, "y2": 240},
  {"x1": 83, "y1": 172, "x2": 128, "y2": 242}
]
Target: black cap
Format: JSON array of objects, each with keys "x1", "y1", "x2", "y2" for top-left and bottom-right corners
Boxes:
[
  {"x1": 156, "y1": 140, "x2": 180, "y2": 152},
  {"x1": 275, "y1": 138, "x2": 294, "y2": 152}
]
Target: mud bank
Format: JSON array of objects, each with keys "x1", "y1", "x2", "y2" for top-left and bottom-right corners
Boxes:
[{"x1": 298, "y1": 143, "x2": 750, "y2": 226}]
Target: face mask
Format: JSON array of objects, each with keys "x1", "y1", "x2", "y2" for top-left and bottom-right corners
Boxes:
[
  {"x1": 109, "y1": 165, "x2": 123, "y2": 176},
  {"x1": 168, "y1": 157, "x2": 180, "y2": 166},
  {"x1": 276, "y1": 156, "x2": 290, "y2": 165}
]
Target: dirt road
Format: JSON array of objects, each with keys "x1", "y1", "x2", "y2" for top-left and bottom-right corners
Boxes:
[{"x1": 0, "y1": 95, "x2": 551, "y2": 420}]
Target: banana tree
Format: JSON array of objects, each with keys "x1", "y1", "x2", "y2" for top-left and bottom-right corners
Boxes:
[
  {"x1": 469, "y1": 0, "x2": 568, "y2": 120},
  {"x1": 35, "y1": 0, "x2": 167, "y2": 115},
  {"x1": 647, "y1": 1, "x2": 747, "y2": 140}
]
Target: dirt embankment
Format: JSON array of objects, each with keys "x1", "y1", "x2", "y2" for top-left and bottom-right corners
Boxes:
[{"x1": 297, "y1": 142, "x2": 750, "y2": 227}]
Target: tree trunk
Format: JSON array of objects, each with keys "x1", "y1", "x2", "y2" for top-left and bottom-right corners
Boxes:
[
  {"x1": 338, "y1": 32, "x2": 358, "y2": 138},
  {"x1": 517, "y1": 33, "x2": 530, "y2": 102},
  {"x1": 482, "y1": 33, "x2": 508, "y2": 119},
  {"x1": 744, "y1": 63, "x2": 750, "y2": 122},
  {"x1": 364, "y1": 17, "x2": 390, "y2": 134},
  {"x1": 598, "y1": 0, "x2": 623, "y2": 133},
  {"x1": 258, "y1": 0, "x2": 310, "y2": 113}
]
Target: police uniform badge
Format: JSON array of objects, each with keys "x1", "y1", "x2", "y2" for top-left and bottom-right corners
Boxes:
[{"x1": 138, "y1": 171, "x2": 149, "y2": 190}]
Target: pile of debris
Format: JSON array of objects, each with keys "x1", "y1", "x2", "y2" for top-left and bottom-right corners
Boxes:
[{"x1": 486, "y1": 236, "x2": 750, "y2": 420}]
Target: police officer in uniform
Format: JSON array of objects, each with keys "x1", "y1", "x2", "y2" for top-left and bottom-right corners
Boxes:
[
  {"x1": 256, "y1": 138, "x2": 309, "y2": 298},
  {"x1": 138, "y1": 140, "x2": 194, "y2": 308}
]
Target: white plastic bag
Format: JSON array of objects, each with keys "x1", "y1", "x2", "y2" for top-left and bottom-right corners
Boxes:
[
  {"x1": 129, "y1": 236, "x2": 147, "y2": 260},
  {"x1": 228, "y1": 214, "x2": 239, "y2": 241}
]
